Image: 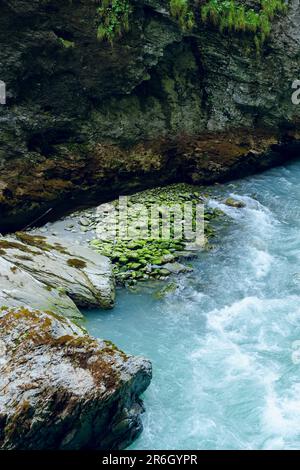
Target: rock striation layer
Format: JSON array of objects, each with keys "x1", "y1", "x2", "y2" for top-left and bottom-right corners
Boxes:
[{"x1": 0, "y1": 233, "x2": 115, "y2": 319}]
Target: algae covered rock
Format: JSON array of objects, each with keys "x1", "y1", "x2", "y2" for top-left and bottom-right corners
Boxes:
[
  {"x1": 89, "y1": 183, "x2": 213, "y2": 284},
  {"x1": 224, "y1": 198, "x2": 246, "y2": 209},
  {"x1": 0, "y1": 307, "x2": 152, "y2": 450}
]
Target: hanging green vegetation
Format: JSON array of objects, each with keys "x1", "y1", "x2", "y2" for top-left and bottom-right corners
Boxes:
[
  {"x1": 201, "y1": 0, "x2": 288, "y2": 51},
  {"x1": 169, "y1": 0, "x2": 195, "y2": 31},
  {"x1": 96, "y1": 0, "x2": 195, "y2": 44},
  {"x1": 95, "y1": 0, "x2": 288, "y2": 47},
  {"x1": 96, "y1": 0, "x2": 132, "y2": 44}
]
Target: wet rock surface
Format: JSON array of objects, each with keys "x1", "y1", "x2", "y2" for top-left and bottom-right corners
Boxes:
[
  {"x1": 224, "y1": 197, "x2": 246, "y2": 209},
  {"x1": 0, "y1": 307, "x2": 152, "y2": 450}
]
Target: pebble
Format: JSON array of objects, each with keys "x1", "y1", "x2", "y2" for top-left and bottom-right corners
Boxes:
[
  {"x1": 161, "y1": 254, "x2": 175, "y2": 264},
  {"x1": 79, "y1": 217, "x2": 90, "y2": 226}
]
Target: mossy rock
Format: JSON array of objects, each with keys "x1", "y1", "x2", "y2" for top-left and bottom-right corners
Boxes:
[{"x1": 89, "y1": 183, "x2": 223, "y2": 285}]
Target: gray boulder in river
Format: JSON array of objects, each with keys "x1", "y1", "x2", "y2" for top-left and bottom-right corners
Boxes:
[
  {"x1": 0, "y1": 232, "x2": 115, "y2": 320},
  {"x1": 0, "y1": 307, "x2": 152, "y2": 450}
]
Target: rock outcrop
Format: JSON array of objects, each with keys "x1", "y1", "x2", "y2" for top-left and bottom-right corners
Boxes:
[
  {"x1": 0, "y1": 307, "x2": 152, "y2": 450},
  {"x1": 0, "y1": 256, "x2": 83, "y2": 320},
  {"x1": 0, "y1": 0, "x2": 299, "y2": 231},
  {"x1": 0, "y1": 233, "x2": 115, "y2": 319}
]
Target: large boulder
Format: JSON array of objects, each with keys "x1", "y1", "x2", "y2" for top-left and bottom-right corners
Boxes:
[
  {"x1": 0, "y1": 307, "x2": 152, "y2": 450},
  {"x1": 0, "y1": 233, "x2": 115, "y2": 319}
]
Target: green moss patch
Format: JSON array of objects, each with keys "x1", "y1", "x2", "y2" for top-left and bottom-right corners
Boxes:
[{"x1": 90, "y1": 183, "x2": 223, "y2": 285}]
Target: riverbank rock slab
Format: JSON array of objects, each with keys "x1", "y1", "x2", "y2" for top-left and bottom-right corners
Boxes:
[
  {"x1": 0, "y1": 307, "x2": 152, "y2": 450},
  {"x1": 0, "y1": 257, "x2": 82, "y2": 320},
  {"x1": 0, "y1": 233, "x2": 115, "y2": 317}
]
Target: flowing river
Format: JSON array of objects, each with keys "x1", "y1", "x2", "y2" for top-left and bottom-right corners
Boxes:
[{"x1": 86, "y1": 159, "x2": 300, "y2": 450}]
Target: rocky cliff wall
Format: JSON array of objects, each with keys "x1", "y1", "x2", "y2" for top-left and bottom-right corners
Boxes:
[{"x1": 0, "y1": 0, "x2": 299, "y2": 231}]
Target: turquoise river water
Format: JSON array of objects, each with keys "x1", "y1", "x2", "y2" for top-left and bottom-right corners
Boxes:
[{"x1": 86, "y1": 159, "x2": 300, "y2": 450}]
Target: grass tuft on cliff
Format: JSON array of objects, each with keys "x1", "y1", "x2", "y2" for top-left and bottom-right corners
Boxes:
[
  {"x1": 201, "y1": 0, "x2": 288, "y2": 51},
  {"x1": 96, "y1": 0, "x2": 132, "y2": 43},
  {"x1": 170, "y1": 0, "x2": 195, "y2": 31},
  {"x1": 96, "y1": 0, "x2": 195, "y2": 43},
  {"x1": 95, "y1": 0, "x2": 288, "y2": 49}
]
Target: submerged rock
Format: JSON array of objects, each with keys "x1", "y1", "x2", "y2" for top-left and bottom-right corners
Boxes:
[
  {"x1": 224, "y1": 198, "x2": 246, "y2": 209},
  {"x1": 0, "y1": 233, "x2": 115, "y2": 319},
  {"x1": 154, "y1": 282, "x2": 178, "y2": 299},
  {"x1": 0, "y1": 307, "x2": 152, "y2": 450}
]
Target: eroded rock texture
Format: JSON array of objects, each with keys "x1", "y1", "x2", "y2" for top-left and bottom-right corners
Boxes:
[
  {"x1": 0, "y1": 307, "x2": 152, "y2": 449},
  {"x1": 0, "y1": 0, "x2": 299, "y2": 230},
  {"x1": 0, "y1": 233, "x2": 115, "y2": 318}
]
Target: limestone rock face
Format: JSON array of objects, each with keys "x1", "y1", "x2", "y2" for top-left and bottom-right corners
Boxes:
[
  {"x1": 0, "y1": 233, "x2": 115, "y2": 319},
  {"x1": 0, "y1": 257, "x2": 83, "y2": 320},
  {"x1": 0, "y1": 307, "x2": 152, "y2": 450},
  {"x1": 0, "y1": 0, "x2": 299, "y2": 230}
]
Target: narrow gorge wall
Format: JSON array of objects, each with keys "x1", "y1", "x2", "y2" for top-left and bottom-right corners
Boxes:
[{"x1": 0, "y1": 0, "x2": 300, "y2": 230}]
